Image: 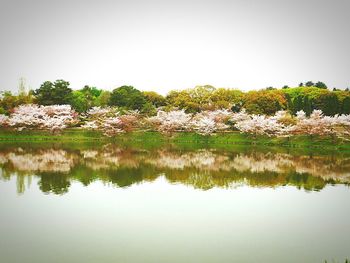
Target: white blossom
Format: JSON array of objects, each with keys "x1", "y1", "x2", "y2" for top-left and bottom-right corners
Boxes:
[
  {"x1": 7, "y1": 104, "x2": 77, "y2": 132},
  {"x1": 148, "y1": 110, "x2": 192, "y2": 133},
  {"x1": 0, "y1": 114, "x2": 9, "y2": 126}
]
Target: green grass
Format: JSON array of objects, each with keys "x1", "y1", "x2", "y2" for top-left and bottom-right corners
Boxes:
[{"x1": 1, "y1": 128, "x2": 350, "y2": 152}]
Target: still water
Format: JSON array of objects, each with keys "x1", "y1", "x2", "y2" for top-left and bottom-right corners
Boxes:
[{"x1": 0, "y1": 142, "x2": 349, "y2": 263}]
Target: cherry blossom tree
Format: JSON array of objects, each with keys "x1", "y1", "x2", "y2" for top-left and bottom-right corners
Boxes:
[
  {"x1": 233, "y1": 110, "x2": 287, "y2": 137},
  {"x1": 7, "y1": 104, "x2": 77, "y2": 133},
  {"x1": 147, "y1": 110, "x2": 192, "y2": 134},
  {"x1": 289, "y1": 110, "x2": 350, "y2": 139},
  {"x1": 190, "y1": 110, "x2": 232, "y2": 135},
  {"x1": 81, "y1": 106, "x2": 118, "y2": 132},
  {"x1": 0, "y1": 114, "x2": 9, "y2": 127},
  {"x1": 82, "y1": 107, "x2": 139, "y2": 136},
  {"x1": 191, "y1": 116, "x2": 217, "y2": 135}
]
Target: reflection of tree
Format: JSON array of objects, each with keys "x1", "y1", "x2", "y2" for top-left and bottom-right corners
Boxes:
[
  {"x1": 285, "y1": 171, "x2": 327, "y2": 191},
  {"x1": 0, "y1": 145, "x2": 349, "y2": 194},
  {"x1": 38, "y1": 172, "x2": 71, "y2": 195}
]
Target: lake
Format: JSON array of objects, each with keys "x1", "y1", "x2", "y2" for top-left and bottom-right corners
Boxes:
[{"x1": 0, "y1": 142, "x2": 349, "y2": 263}]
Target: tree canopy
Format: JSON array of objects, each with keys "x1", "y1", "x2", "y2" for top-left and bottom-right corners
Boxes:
[
  {"x1": 35, "y1": 80, "x2": 72, "y2": 105},
  {"x1": 1, "y1": 80, "x2": 350, "y2": 116}
]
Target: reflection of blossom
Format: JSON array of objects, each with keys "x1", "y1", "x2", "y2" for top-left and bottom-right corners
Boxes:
[
  {"x1": 2, "y1": 149, "x2": 75, "y2": 173},
  {"x1": 231, "y1": 153, "x2": 294, "y2": 173},
  {"x1": 82, "y1": 150, "x2": 99, "y2": 159},
  {"x1": 1, "y1": 146, "x2": 350, "y2": 194},
  {"x1": 147, "y1": 150, "x2": 220, "y2": 170}
]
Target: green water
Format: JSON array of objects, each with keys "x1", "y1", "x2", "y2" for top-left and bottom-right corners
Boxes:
[{"x1": 0, "y1": 142, "x2": 349, "y2": 263}]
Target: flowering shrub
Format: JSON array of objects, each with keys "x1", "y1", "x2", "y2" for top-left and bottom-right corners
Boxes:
[
  {"x1": 85, "y1": 106, "x2": 116, "y2": 119},
  {"x1": 288, "y1": 110, "x2": 350, "y2": 138},
  {"x1": 0, "y1": 114, "x2": 9, "y2": 127},
  {"x1": 6, "y1": 104, "x2": 77, "y2": 132},
  {"x1": 1, "y1": 105, "x2": 350, "y2": 139},
  {"x1": 190, "y1": 110, "x2": 231, "y2": 135},
  {"x1": 82, "y1": 107, "x2": 139, "y2": 136},
  {"x1": 191, "y1": 116, "x2": 217, "y2": 135},
  {"x1": 233, "y1": 114, "x2": 286, "y2": 137},
  {"x1": 230, "y1": 109, "x2": 350, "y2": 138},
  {"x1": 147, "y1": 110, "x2": 192, "y2": 134}
]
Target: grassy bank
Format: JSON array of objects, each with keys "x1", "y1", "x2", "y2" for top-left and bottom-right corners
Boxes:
[{"x1": 1, "y1": 128, "x2": 350, "y2": 151}]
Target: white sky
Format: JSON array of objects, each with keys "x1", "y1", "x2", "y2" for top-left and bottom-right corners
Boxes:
[{"x1": 1, "y1": 0, "x2": 349, "y2": 95}]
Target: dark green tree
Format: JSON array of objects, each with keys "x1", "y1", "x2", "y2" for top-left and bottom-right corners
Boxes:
[
  {"x1": 342, "y1": 97, "x2": 350, "y2": 114},
  {"x1": 318, "y1": 93, "x2": 340, "y2": 116},
  {"x1": 292, "y1": 95, "x2": 303, "y2": 114},
  {"x1": 81, "y1": 85, "x2": 102, "y2": 98},
  {"x1": 303, "y1": 96, "x2": 312, "y2": 116},
  {"x1": 109, "y1": 86, "x2": 146, "y2": 110},
  {"x1": 305, "y1": 81, "x2": 314, "y2": 87},
  {"x1": 315, "y1": 81, "x2": 327, "y2": 89},
  {"x1": 35, "y1": 80, "x2": 72, "y2": 105}
]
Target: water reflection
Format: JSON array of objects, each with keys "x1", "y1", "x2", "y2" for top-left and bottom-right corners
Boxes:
[{"x1": 0, "y1": 144, "x2": 349, "y2": 194}]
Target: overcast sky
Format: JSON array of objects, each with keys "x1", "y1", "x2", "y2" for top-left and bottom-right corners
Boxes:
[{"x1": 0, "y1": 0, "x2": 349, "y2": 95}]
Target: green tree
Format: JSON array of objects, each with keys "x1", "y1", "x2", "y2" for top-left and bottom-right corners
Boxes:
[
  {"x1": 0, "y1": 89, "x2": 34, "y2": 113},
  {"x1": 303, "y1": 96, "x2": 312, "y2": 116},
  {"x1": 211, "y1": 88, "x2": 243, "y2": 109},
  {"x1": 140, "y1": 102, "x2": 157, "y2": 115},
  {"x1": 142, "y1": 91, "x2": 166, "y2": 107},
  {"x1": 95, "y1": 91, "x2": 111, "y2": 107},
  {"x1": 69, "y1": 85, "x2": 103, "y2": 112},
  {"x1": 305, "y1": 81, "x2": 314, "y2": 87},
  {"x1": 341, "y1": 97, "x2": 350, "y2": 114},
  {"x1": 315, "y1": 81, "x2": 327, "y2": 89},
  {"x1": 166, "y1": 90, "x2": 200, "y2": 113},
  {"x1": 318, "y1": 93, "x2": 340, "y2": 116},
  {"x1": 81, "y1": 85, "x2": 102, "y2": 98},
  {"x1": 292, "y1": 95, "x2": 303, "y2": 115},
  {"x1": 243, "y1": 90, "x2": 287, "y2": 115},
  {"x1": 35, "y1": 80, "x2": 72, "y2": 105},
  {"x1": 109, "y1": 86, "x2": 146, "y2": 110},
  {"x1": 69, "y1": 91, "x2": 89, "y2": 112}
]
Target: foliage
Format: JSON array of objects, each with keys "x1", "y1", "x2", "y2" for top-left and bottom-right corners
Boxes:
[
  {"x1": 3, "y1": 80, "x2": 350, "y2": 125},
  {"x1": 315, "y1": 81, "x2": 327, "y2": 89},
  {"x1": 69, "y1": 85, "x2": 103, "y2": 112},
  {"x1": 0, "y1": 90, "x2": 35, "y2": 113},
  {"x1": 243, "y1": 90, "x2": 287, "y2": 115},
  {"x1": 142, "y1": 91, "x2": 166, "y2": 107},
  {"x1": 34, "y1": 80, "x2": 72, "y2": 105},
  {"x1": 109, "y1": 86, "x2": 146, "y2": 110},
  {"x1": 166, "y1": 86, "x2": 243, "y2": 112},
  {"x1": 95, "y1": 90, "x2": 111, "y2": 107}
]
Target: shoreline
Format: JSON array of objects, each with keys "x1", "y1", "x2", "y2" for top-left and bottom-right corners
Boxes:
[{"x1": 1, "y1": 129, "x2": 350, "y2": 151}]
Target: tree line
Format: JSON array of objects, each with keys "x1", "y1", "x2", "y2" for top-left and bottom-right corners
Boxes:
[{"x1": 1, "y1": 79, "x2": 350, "y2": 116}]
